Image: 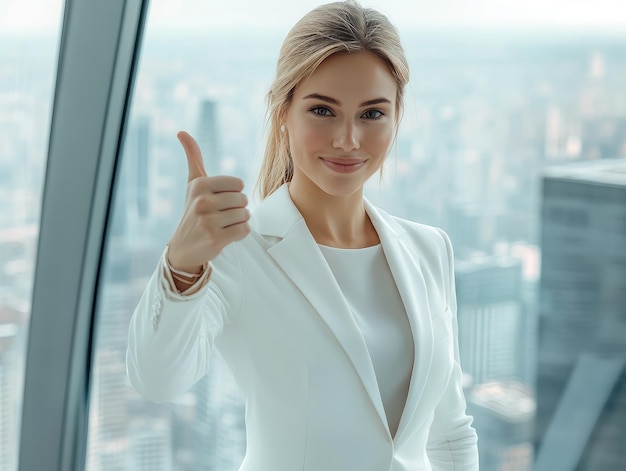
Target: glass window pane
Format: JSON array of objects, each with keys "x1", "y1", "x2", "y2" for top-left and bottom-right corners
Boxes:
[
  {"x1": 0, "y1": 1, "x2": 65, "y2": 470},
  {"x1": 87, "y1": 1, "x2": 626, "y2": 470}
]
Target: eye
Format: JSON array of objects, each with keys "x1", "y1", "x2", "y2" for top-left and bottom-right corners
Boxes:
[
  {"x1": 362, "y1": 109, "x2": 384, "y2": 120},
  {"x1": 309, "y1": 106, "x2": 334, "y2": 117}
]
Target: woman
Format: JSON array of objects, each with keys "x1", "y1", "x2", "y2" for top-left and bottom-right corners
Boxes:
[{"x1": 127, "y1": 1, "x2": 479, "y2": 469}]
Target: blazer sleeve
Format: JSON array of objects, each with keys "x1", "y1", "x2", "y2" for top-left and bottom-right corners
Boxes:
[
  {"x1": 126, "y1": 243, "x2": 242, "y2": 403},
  {"x1": 426, "y1": 228, "x2": 479, "y2": 470}
]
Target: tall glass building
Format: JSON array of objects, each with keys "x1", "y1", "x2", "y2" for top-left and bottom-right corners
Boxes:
[{"x1": 536, "y1": 159, "x2": 626, "y2": 470}]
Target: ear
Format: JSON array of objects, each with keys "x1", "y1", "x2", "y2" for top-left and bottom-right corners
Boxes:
[{"x1": 278, "y1": 106, "x2": 288, "y2": 127}]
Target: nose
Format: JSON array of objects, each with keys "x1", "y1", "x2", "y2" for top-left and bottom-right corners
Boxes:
[{"x1": 332, "y1": 120, "x2": 360, "y2": 152}]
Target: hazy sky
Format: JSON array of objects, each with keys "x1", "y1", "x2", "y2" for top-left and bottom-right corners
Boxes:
[{"x1": 2, "y1": 0, "x2": 626, "y2": 34}]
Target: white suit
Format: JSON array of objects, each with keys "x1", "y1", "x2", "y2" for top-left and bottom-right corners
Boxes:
[{"x1": 127, "y1": 184, "x2": 479, "y2": 470}]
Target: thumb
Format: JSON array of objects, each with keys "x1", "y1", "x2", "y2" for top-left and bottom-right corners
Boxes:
[{"x1": 177, "y1": 131, "x2": 208, "y2": 182}]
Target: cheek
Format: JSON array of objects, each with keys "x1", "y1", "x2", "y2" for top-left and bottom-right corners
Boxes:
[
  {"x1": 289, "y1": 123, "x2": 329, "y2": 159},
  {"x1": 366, "y1": 126, "x2": 395, "y2": 157}
]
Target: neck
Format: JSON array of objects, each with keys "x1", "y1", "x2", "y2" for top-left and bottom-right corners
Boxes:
[{"x1": 288, "y1": 177, "x2": 379, "y2": 249}]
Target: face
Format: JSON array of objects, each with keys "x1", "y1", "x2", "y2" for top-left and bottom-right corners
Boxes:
[{"x1": 283, "y1": 50, "x2": 398, "y2": 198}]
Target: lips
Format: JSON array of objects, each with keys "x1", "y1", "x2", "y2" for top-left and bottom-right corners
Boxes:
[
  {"x1": 320, "y1": 157, "x2": 366, "y2": 165},
  {"x1": 320, "y1": 157, "x2": 367, "y2": 174}
]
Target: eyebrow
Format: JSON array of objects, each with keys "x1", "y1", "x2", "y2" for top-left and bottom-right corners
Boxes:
[{"x1": 302, "y1": 93, "x2": 391, "y2": 107}]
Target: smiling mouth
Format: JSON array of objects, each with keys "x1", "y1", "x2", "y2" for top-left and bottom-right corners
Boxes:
[{"x1": 320, "y1": 157, "x2": 367, "y2": 174}]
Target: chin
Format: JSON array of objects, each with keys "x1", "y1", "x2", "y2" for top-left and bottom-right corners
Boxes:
[
  {"x1": 292, "y1": 166, "x2": 372, "y2": 199},
  {"x1": 315, "y1": 179, "x2": 365, "y2": 198}
]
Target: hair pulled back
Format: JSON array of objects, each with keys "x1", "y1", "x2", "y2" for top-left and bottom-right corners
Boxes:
[{"x1": 257, "y1": 0, "x2": 410, "y2": 199}]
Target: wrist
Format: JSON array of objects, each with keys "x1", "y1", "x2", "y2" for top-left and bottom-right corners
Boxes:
[
  {"x1": 164, "y1": 245, "x2": 212, "y2": 295},
  {"x1": 165, "y1": 244, "x2": 206, "y2": 278},
  {"x1": 165, "y1": 244, "x2": 205, "y2": 275}
]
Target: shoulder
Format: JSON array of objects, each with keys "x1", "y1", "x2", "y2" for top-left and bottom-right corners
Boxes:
[{"x1": 372, "y1": 204, "x2": 452, "y2": 260}]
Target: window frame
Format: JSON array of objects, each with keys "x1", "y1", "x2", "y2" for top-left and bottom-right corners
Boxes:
[{"x1": 18, "y1": 0, "x2": 149, "y2": 469}]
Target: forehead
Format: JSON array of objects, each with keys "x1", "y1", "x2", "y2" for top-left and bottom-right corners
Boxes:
[{"x1": 293, "y1": 51, "x2": 397, "y2": 104}]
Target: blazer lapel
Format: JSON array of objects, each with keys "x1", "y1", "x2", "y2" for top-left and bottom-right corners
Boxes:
[
  {"x1": 364, "y1": 200, "x2": 435, "y2": 445},
  {"x1": 252, "y1": 185, "x2": 389, "y2": 432}
]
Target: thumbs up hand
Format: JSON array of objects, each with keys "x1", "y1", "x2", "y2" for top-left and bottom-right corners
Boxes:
[{"x1": 167, "y1": 131, "x2": 250, "y2": 275}]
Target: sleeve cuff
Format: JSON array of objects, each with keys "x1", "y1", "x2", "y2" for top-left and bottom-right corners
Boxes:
[{"x1": 159, "y1": 247, "x2": 212, "y2": 299}]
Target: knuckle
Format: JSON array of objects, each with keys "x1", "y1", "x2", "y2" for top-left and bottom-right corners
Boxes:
[
  {"x1": 216, "y1": 192, "x2": 233, "y2": 208},
  {"x1": 234, "y1": 177, "x2": 245, "y2": 191},
  {"x1": 197, "y1": 196, "x2": 217, "y2": 214},
  {"x1": 207, "y1": 176, "x2": 222, "y2": 189},
  {"x1": 237, "y1": 223, "x2": 251, "y2": 239}
]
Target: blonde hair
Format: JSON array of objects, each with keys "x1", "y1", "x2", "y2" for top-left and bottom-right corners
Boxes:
[{"x1": 256, "y1": 0, "x2": 410, "y2": 199}]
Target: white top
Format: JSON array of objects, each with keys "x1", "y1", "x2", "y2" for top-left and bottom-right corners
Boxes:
[{"x1": 318, "y1": 243, "x2": 414, "y2": 437}]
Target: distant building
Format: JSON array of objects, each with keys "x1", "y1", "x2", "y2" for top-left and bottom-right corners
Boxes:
[
  {"x1": 0, "y1": 226, "x2": 39, "y2": 311},
  {"x1": 87, "y1": 250, "x2": 159, "y2": 471},
  {"x1": 192, "y1": 352, "x2": 245, "y2": 471},
  {"x1": 112, "y1": 116, "x2": 152, "y2": 237},
  {"x1": 455, "y1": 254, "x2": 527, "y2": 385},
  {"x1": 580, "y1": 116, "x2": 626, "y2": 160},
  {"x1": 0, "y1": 321, "x2": 18, "y2": 471},
  {"x1": 88, "y1": 348, "x2": 131, "y2": 471},
  {"x1": 0, "y1": 306, "x2": 26, "y2": 471},
  {"x1": 578, "y1": 359, "x2": 626, "y2": 470},
  {"x1": 196, "y1": 100, "x2": 221, "y2": 176},
  {"x1": 129, "y1": 418, "x2": 173, "y2": 471},
  {"x1": 468, "y1": 381, "x2": 535, "y2": 471},
  {"x1": 127, "y1": 116, "x2": 151, "y2": 221},
  {"x1": 536, "y1": 158, "x2": 626, "y2": 468},
  {"x1": 535, "y1": 354, "x2": 626, "y2": 471}
]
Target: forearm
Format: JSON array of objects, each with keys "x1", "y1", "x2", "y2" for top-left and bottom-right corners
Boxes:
[{"x1": 126, "y1": 255, "x2": 216, "y2": 402}]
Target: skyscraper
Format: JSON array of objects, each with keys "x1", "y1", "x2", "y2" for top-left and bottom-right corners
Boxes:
[
  {"x1": 536, "y1": 158, "x2": 626, "y2": 468},
  {"x1": 0, "y1": 320, "x2": 18, "y2": 471},
  {"x1": 455, "y1": 253, "x2": 536, "y2": 470},
  {"x1": 196, "y1": 100, "x2": 221, "y2": 176},
  {"x1": 455, "y1": 254, "x2": 526, "y2": 385},
  {"x1": 128, "y1": 116, "x2": 151, "y2": 221},
  {"x1": 129, "y1": 418, "x2": 173, "y2": 471},
  {"x1": 191, "y1": 351, "x2": 245, "y2": 471},
  {"x1": 468, "y1": 381, "x2": 535, "y2": 471},
  {"x1": 113, "y1": 115, "x2": 152, "y2": 238}
]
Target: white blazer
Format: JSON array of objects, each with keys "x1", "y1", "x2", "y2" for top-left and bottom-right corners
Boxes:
[{"x1": 127, "y1": 184, "x2": 479, "y2": 471}]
